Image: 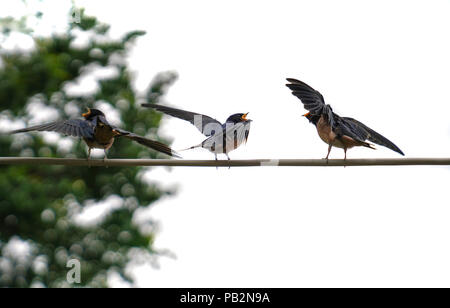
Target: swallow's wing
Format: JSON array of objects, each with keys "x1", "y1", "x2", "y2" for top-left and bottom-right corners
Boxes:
[
  {"x1": 235, "y1": 121, "x2": 251, "y2": 145},
  {"x1": 339, "y1": 117, "x2": 404, "y2": 155},
  {"x1": 142, "y1": 103, "x2": 222, "y2": 136},
  {"x1": 10, "y1": 119, "x2": 95, "y2": 138},
  {"x1": 285, "y1": 78, "x2": 335, "y2": 126},
  {"x1": 113, "y1": 127, "x2": 181, "y2": 158}
]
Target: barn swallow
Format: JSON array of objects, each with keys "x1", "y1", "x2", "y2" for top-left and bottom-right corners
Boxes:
[
  {"x1": 9, "y1": 108, "x2": 181, "y2": 159},
  {"x1": 141, "y1": 104, "x2": 252, "y2": 160},
  {"x1": 286, "y1": 78, "x2": 404, "y2": 160}
]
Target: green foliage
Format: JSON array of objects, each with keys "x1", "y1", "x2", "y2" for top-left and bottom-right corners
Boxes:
[{"x1": 0, "y1": 9, "x2": 177, "y2": 287}]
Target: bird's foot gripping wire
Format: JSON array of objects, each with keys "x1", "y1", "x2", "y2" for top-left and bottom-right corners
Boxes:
[
  {"x1": 324, "y1": 144, "x2": 332, "y2": 165},
  {"x1": 87, "y1": 148, "x2": 92, "y2": 168},
  {"x1": 103, "y1": 150, "x2": 109, "y2": 168},
  {"x1": 226, "y1": 154, "x2": 231, "y2": 170},
  {"x1": 343, "y1": 148, "x2": 347, "y2": 168}
]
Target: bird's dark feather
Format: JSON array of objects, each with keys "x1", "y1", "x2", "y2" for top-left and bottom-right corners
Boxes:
[
  {"x1": 10, "y1": 119, "x2": 95, "y2": 138},
  {"x1": 286, "y1": 78, "x2": 335, "y2": 127},
  {"x1": 341, "y1": 117, "x2": 404, "y2": 155},
  {"x1": 113, "y1": 127, "x2": 181, "y2": 158},
  {"x1": 142, "y1": 103, "x2": 222, "y2": 136}
]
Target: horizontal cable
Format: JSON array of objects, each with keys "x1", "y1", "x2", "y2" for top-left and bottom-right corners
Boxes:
[{"x1": 0, "y1": 157, "x2": 449, "y2": 167}]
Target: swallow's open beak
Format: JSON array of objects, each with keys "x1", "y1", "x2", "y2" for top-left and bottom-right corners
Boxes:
[
  {"x1": 241, "y1": 113, "x2": 249, "y2": 121},
  {"x1": 82, "y1": 108, "x2": 91, "y2": 118},
  {"x1": 303, "y1": 112, "x2": 310, "y2": 117}
]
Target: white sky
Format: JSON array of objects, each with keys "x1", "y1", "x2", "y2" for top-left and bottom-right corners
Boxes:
[{"x1": 3, "y1": 0, "x2": 450, "y2": 287}]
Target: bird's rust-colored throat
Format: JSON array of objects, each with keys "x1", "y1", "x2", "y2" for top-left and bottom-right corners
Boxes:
[{"x1": 82, "y1": 108, "x2": 91, "y2": 118}]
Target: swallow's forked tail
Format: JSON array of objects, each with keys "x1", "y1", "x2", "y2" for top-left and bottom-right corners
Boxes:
[
  {"x1": 178, "y1": 144, "x2": 201, "y2": 152},
  {"x1": 363, "y1": 142, "x2": 376, "y2": 150},
  {"x1": 114, "y1": 128, "x2": 182, "y2": 158}
]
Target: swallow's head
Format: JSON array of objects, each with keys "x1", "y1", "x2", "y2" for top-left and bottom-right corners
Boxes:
[
  {"x1": 303, "y1": 112, "x2": 319, "y2": 125},
  {"x1": 303, "y1": 112, "x2": 313, "y2": 121},
  {"x1": 82, "y1": 108, "x2": 105, "y2": 120},
  {"x1": 226, "y1": 113, "x2": 251, "y2": 124}
]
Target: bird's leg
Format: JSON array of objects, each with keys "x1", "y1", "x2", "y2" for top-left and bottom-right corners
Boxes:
[
  {"x1": 226, "y1": 154, "x2": 231, "y2": 170},
  {"x1": 215, "y1": 154, "x2": 218, "y2": 170},
  {"x1": 104, "y1": 149, "x2": 109, "y2": 168},
  {"x1": 325, "y1": 144, "x2": 332, "y2": 164},
  {"x1": 343, "y1": 148, "x2": 347, "y2": 168},
  {"x1": 87, "y1": 148, "x2": 92, "y2": 168}
]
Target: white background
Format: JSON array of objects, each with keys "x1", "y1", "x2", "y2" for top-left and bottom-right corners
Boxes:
[{"x1": 3, "y1": 0, "x2": 450, "y2": 287}]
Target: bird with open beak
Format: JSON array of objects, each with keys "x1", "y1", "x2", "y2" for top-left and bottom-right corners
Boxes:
[
  {"x1": 286, "y1": 78, "x2": 404, "y2": 160},
  {"x1": 142, "y1": 103, "x2": 252, "y2": 161},
  {"x1": 9, "y1": 108, "x2": 181, "y2": 159}
]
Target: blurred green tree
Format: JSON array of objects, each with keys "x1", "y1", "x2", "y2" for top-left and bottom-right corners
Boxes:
[{"x1": 0, "y1": 8, "x2": 177, "y2": 287}]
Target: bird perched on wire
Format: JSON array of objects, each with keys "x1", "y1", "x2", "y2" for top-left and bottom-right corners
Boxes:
[
  {"x1": 141, "y1": 103, "x2": 252, "y2": 160},
  {"x1": 9, "y1": 108, "x2": 181, "y2": 159},
  {"x1": 285, "y1": 78, "x2": 404, "y2": 160}
]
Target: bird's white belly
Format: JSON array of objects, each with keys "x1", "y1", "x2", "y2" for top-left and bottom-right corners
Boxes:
[{"x1": 202, "y1": 137, "x2": 245, "y2": 154}]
